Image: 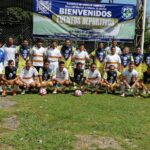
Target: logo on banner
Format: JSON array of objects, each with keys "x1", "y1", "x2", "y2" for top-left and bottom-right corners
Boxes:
[
  {"x1": 38, "y1": 0, "x2": 51, "y2": 14},
  {"x1": 122, "y1": 6, "x2": 134, "y2": 20}
]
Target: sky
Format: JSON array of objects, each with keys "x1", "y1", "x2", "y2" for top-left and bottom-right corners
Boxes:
[{"x1": 103, "y1": 0, "x2": 150, "y2": 15}]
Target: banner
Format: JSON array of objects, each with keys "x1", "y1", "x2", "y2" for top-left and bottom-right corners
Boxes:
[{"x1": 33, "y1": 0, "x2": 136, "y2": 42}]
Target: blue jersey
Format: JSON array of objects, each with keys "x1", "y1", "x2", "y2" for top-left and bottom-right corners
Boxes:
[
  {"x1": 120, "y1": 53, "x2": 132, "y2": 67},
  {"x1": 132, "y1": 52, "x2": 143, "y2": 66},
  {"x1": 0, "y1": 48, "x2": 4, "y2": 63},
  {"x1": 40, "y1": 68, "x2": 53, "y2": 81},
  {"x1": 61, "y1": 45, "x2": 73, "y2": 60},
  {"x1": 19, "y1": 46, "x2": 30, "y2": 60},
  {"x1": 107, "y1": 71, "x2": 117, "y2": 84},
  {"x1": 96, "y1": 48, "x2": 106, "y2": 63},
  {"x1": 5, "y1": 66, "x2": 17, "y2": 80},
  {"x1": 144, "y1": 53, "x2": 150, "y2": 67}
]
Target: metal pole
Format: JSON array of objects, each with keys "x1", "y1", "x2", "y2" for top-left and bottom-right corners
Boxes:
[{"x1": 141, "y1": 0, "x2": 147, "y2": 53}]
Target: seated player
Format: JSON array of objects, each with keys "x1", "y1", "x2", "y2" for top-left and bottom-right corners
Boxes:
[
  {"x1": 39, "y1": 60, "x2": 53, "y2": 90},
  {"x1": 1, "y1": 60, "x2": 18, "y2": 96},
  {"x1": 85, "y1": 63, "x2": 102, "y2": 86},
  {"x1": 103, "y1": 65, "x2": 120, "y2": 93},
  {"x1": 52, "y1": 61, "x2": 70, "y2": 94},
  {"x1": 70, "y1": 62, "x2": 86, "y2": 86},
  {"x1": 120, "y1": 62, "x2": 139, "y2": 97},
  {"x1": 18, "y1": 60, "x2": 39, "y2": 94}
]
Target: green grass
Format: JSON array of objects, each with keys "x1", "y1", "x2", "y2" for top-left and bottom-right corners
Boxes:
[{"x1": 0, "y1": 94, "x2": 150, "y2": 150}]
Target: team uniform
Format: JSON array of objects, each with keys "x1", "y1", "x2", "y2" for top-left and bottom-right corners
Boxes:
[
  {"x1": 90, "y1": 48, "x2": 106, "y2": 74},
  {"x1": 143, "y1": 53, "x2": 150, "y2": 72},
  {"x1": 59, "y1": 45, "x2": 76, "y2": 72},
  {"x1": 132, "y1": 52, "x2": 143, "y2": 78},
  {"x1": 19, "y1": 67, "x2": 38, "y2": 84},
  {"x1": 85, "y1": 69, "x2": 101, "y2": 85},
  {"x1": 143, "y1": 72, "x2": 150, "y2": 89},
  {"x1": 53, "y1": 68, "x2": 69, "y2": 82},
  {"x1": 3, "y1": 44, "x2": 17, "y2": 67},
  {"x1": 105, "y1": 46, "x2": 122, "y2": 55},
  {"x1": 17, "y1": 45, "x2": 30, "y2": 73},
  {"x1": 0, "y1": 48, "x2": 4, "y2": 74},
  {"x1": 73, "y1": 50, "x2": 89, "y2": 69},
  {"x1": 122, "y1": 69, "x2": 138, "y2": 86},
  {"x1": 30, "y1": 46, "x2": 46, "y2": 72},
  {"x1": 120, "y1": 53, "x2": 133, "y2": 72},
  {"x1": 45, "y1": 47, "x2": 61, "y2": 73},
  {"x1": 104, "y1": 54, "x2": 121, "y2": 71},
  {"x1": 70, "y1": 68, "x2": 85, "y2": 85}
]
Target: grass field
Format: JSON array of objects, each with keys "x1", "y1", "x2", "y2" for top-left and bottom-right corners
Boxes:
[{"x1": 0, "y1": 94, "x2": 150, "y2": 150}]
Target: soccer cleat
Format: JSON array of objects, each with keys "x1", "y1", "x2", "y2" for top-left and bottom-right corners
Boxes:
[
  {"x1": 21, "y1": 90, "x2": 26, "y2": 95},
  {"x1": 1, "y1": 90, "x2": 6, "y2": 97},
  {"x1": 120, "y1": 93, "x2": 125, "y2": 97},
  {"x1": 53, "y1": 89, "x2": 57, "y2": 94}
]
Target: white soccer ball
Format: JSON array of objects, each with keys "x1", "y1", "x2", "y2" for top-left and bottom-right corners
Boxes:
[
  {"x1": 39, "y1": 88, "x2": 47, "y2": 95},
  {"x1": 74, "y1": 90, "x2": 82, "y2": 97}
]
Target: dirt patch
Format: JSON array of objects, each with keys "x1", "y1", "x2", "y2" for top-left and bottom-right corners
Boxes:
[
  {"x1": 0, "y1": 145, "x2": 14, "y2": 150},
  {"x1": 124, "y1": 139, "x2": 138, "y2": 149},
  {"x1": 0, "y1": 98, "x2": 16, "y2": 109},
  {"x1": 1, "y1": 116, "x2": 19, "y2": 131},
  {"x1": 75, "y1": 135, "x2": 124, "y2": 150}
]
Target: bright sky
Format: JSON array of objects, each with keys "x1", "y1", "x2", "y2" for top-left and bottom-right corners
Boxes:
[{"x1": 102, "y1": 0, "x2": 150, "y2": 14}]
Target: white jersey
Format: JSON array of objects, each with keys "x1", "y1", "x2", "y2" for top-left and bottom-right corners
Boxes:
[
  {"x1": 46, "y1": 47, "x2": 61, "y2": 62},
  {"x1": 31, "y1": 46, "x2": 46, "y2": 67},
  {"x1": 73, "y1": 50, "x2": 89, "y2": 67},
  {"x1": 86, "y1": 69, "x2": 101, "y2": 83},
  {"x1": 104, "y1": 54, "x2": 121, "y2": 70},
  {"x1": 122, "y1": 69, "x2": 138, "y2": 83},
  {"x1": 3, "y1": 44, "x2": 17, "y2": 67},
  {"x1": 53, "y1": 68, "x2": 69, "y2": 81},
  {"x1": 105, "y1": 46, "x2": 122, "y2": 55}
]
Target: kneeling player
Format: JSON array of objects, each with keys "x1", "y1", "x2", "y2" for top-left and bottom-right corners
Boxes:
[
  {"x1": 85, "y1": 63, "x2": 102, "y2": 86},
  {"x1": 120, "y1": 63, "x2": 139, "y2": 97},
  {"x1": 103, "y1": 65, "x2": 120, "y2": 93},
  {"x1": 52, "y1": 61, "x2": 70, "y2": 94},
  {"x1": 18, "y1": 60, "x2": 39, "y2": 94},
  {"x1": 39, "y1": 60, "x2": 53, "y2": 89},
  {"x1": 70, "y1": 62, "x2": 86, "y2": 87},
  {"x1": 1, "y1": 60, "x2": 18, "y2": 96}
]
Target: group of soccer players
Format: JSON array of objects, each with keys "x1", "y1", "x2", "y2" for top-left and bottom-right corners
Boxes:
[{"x1": 0, "y1": 37, "x2": 150, "y2": 97}]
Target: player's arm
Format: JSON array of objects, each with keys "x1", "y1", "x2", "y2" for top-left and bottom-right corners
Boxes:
[{"x1": 122, "y1": 75, "x2": 131, "y2": 88}]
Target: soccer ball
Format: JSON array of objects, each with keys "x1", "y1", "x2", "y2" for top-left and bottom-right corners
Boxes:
[
  {"x1": 39, "y1": 88, "x2": 47, "y2": 96},
  {"x1": 74, "y1": 90, "x2": 82, "y2": 97}
]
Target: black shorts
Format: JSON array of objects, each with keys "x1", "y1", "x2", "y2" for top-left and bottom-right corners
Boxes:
[{"x1": 34, "y1": 66, "x2": 43, "y2": 72}]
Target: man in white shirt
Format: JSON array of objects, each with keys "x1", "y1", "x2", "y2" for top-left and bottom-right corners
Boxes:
[
  {"x1": 30, "y1": 39, "x2": 46, "y2": 72},
  {"x1": 52, "y1": 61, "x2": 70, "y2": 94},
  {"x1": 72, "y1": 44, "x2": 90, "y2": 69},
  {"x1": 120, "y1": 62, "x2": 139, "y2": 97},
  {"x1": 46, "y1": 41, "x2": 62, "y2": 73},
  {"x1": 85, "y1": 63, "x2": 102, "y2": 86},
  {"x1": 105, "y1": 39, "x2": 122, "y2": 55},
  {"x1": 3, "y1": 37, "x2": 18, "y2": 67},
  {"x1": 104, "y1": 46, "x2": 121, "y2": 72},
  {"x1": 18, "y1": 60, "x2": 39, "y2": 94}
]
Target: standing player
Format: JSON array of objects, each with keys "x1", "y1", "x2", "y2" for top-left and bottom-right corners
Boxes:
[
  {"x1": 17, "y1": 39, "x2": 31, "y2": 73},
  {"x1": 1, "y1": 60, "x2": 18, "y2": 96},
  {"x1": 90, "y1": 42, "x2": 106, "y2": 75},
  {"x1": 104, "y1": 46, "x2": 121, "y2": 72},
  {"x1": 52, "y1": 61, "x2": 70, "y2": 94},
  {"x1": 59, "y1": 39, "x2": 76, "y2": 72},
  {"x1": 105, "y1": 39, "x2": 122, "y2": 55},
  {"x1": 72, "y1": 44, "x2": 90, "y2": 69},
  {"x1": 120, "y1": 62, "x2": 139, "y2": 97},
  {"x1": 3, "y1": 37, "x2": 18, "y2": 67},
  {"x1": 132, "y1": 47, "x2": 143, "y2": 78},
  {"x1": 103, "y1": 65, "x2": 120, "y2": 93},
  {"x1": 0, "y1": 41, "x2": 4, "y2": 91},
  {"x1": 143, "y1": 46, "x2": 150, "y2": 72},
  {"x1": 39, "y1": 60, "x2": 53, "y2": 89},
  {"x1": 18, "y1": 60, "x2": 39, "y2": 95},
  {"x1": 120, "y1": 47, "x2": 133, "y2": 72},
  {"x1": 30, "y1": 39, "x2": 46, "y2": 72},
  {"x1": 45, "y1": 40, "x2": 61, "y2": 73}
]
